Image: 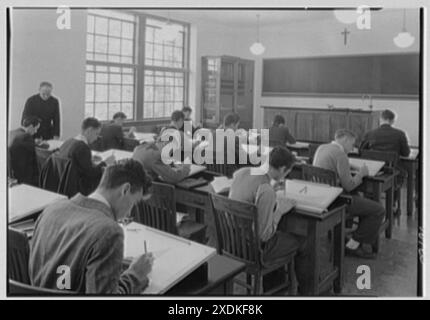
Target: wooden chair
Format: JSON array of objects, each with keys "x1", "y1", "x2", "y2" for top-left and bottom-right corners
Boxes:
[
  {"x1": 132, "y1": 182, "x2": 207, "y2": 243},
  {"x1": 8, "y1": 228, "x2": 30, "y2": 284},
  {"x1": 210, "y1": 194, "x2": 296, "y2": 295},
  {"x1": 123, "y1": 137, "x2": 140, "y2": 152},
  {"x1": 360, "y1": 149, "x2": 402, "y2": 215},
  {"x1": 8, "y1": 280, "x2": 76, "y2": 296},
  {"x1": 301, "y1": 164, "x2": 338, "y2": 186},
  {"x1": 308, "y1": 143, "x2": 321, "y2": 162}
]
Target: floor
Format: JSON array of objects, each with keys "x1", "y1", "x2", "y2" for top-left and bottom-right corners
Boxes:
[{"x1": 229, "y1": 185, "x2": 420, "y2": 297}]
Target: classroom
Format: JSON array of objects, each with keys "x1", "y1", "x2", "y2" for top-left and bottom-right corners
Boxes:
[{"x1": 7, "y1": 6, "x2": 421, "y2": 297}]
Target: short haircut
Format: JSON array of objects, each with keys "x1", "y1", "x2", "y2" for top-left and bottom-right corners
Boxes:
[
  {"x1": 171, "y1": 110, "x2": 185, "y2": 122},
  {"x1": 39, "y1": 81, "x2": 53, "y2": 88},
  {"x1": 182, "y1": 106, "x2": 192, "y2": 113},
  {"x1": 334, "y1": 129, "x2": 356, "y2": 140},
  {"x1": 22, "y1": 116, "x2": 41, "y2": 128},
  {"x1": 273, "y1": 115, "x2": 285, "y2": 127},
  {"x1": 98, "y1": 159, "x2": 152, "y2": 194},
  {"x1": 81, "y1": 117, "x2": 102, "y2": 130},
  {"x1": 269, "y1": 146, "x2": 296, "y2": 170},
  {"x1": 381, "y1": 109, "x2": 396, "y2": 121},
  {"x1": 113, "y1": 112, "x2": 127, "y2": 120},
  {"x1": 223, "y1": 112, "x2": 240, "y2": 127}
]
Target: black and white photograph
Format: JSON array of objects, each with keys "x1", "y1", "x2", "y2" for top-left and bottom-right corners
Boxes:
[{"x1": 1, "y1": 0, "x2": 428, "y2": 303}]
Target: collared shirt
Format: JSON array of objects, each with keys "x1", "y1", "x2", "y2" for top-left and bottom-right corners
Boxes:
[
  {"x1": 74, "y1": 134, "x2": 89, "y2": 145},
  {"x1": 89, "y1": 192, "x2": 111, "y2": 210},
  {"x1": 331, "y1": 140, "x2": 345, "y2": 153}
]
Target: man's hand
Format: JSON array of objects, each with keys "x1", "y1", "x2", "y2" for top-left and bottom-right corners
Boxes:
[
  {"x1": 358, "y1": 164, "x2": 369, "y2": 177},
  {"x1": 104, "y1": 154, "x2": 116, "y2": 166},
  {"x1": 276, "y1": 197, "x2": 297, "y2": 214},
  {"x1": 128, "y1": 253, "x2": 154, "y2": 281}
]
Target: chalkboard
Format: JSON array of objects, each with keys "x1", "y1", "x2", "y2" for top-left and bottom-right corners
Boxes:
[{"x1": 262, "y1": 53, "x2": 419, "y2": 98}]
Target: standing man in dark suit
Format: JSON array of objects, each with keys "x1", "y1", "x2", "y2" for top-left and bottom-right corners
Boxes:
[
  {"x1": 99, "y1": 112, "x2": 136, "y2": 150},
  {"x1": 360, "y1": 109, "x2": 410, "y2": 157},
  {"x1": 8, "y1": 116, "x2": 41, "y2": 185},
  {"x1": 22, "y1": 82, "x2": 61, "y2": 141}
]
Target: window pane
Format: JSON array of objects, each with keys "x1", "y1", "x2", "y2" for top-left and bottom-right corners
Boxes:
[
  {"x1": 144, "y1": 102, "x2": 154, "y2": 118},
  {"x1": 95, "y1": 35, "x2": 108, "y2": 53},
  {"x1": 122, "y1": 22, "x2": 134, "y2": 39},
  {"x1": 109, "y1": 19, "x2": 121, "y2": 37},
  {"x1": 122, "y1": 103, "x2": 133, "y2": 118},
  {"x1": 121, "y1": 39, "x2": 133, "y2": 57},
  {"x1": 95, "y1": 103, "x2": 108, "y2": 120},
  {"x1": 95, "y1": 84, "x2": 108, "y2": 101},
  {"x1": 109, "y1": 85, "x2": 121, "y2": 102},
  {"x1": 85, "y1": 84, "x2": 94, "y2": 101},
  {"x1": 122, "y1": 85, "x2": 134, "y2": 101},
  {"x1": 108, "y1": 37, "x2": 121, "y2": 55},
  {"x1": 95, "y1": 17, "x2": 108, "y2": 35},
  {"x1": 85, "y1": 64, "x2": 135, "y2": 120},
  {"x1": 85, "y1": 103, "x2": 94, "y2": 118},
  {"x1": 87, "y1": 15, "x2": 95, "y2": 33}
]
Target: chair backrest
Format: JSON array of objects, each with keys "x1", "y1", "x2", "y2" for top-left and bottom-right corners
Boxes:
[
  {"x1": 8, "y1": 280, "x2": 76, "y2": 296},
  {"x1": 210, "y1": 193, "x2": 261, "y2": 265},
  {"x1": 35, "y1": 147, "x2": 52, "y2": 173},
  {"x1": 308, "y1": 143, "x2": 321, "y2": 161},
  {"x1": 40, "y1": 154, "x2": 79, "y2": 198},
  {"x1": 301, "y1": 164, "x2": 338, "y2": 187},
  {"x1": 123, "y1": 137, "x2": 140, "y2": 152},
  {"x1": 360, "y1": 149, "x2": 399, "y2": 168},
  {"x1": 8, "y1": 228, "x2": 30, "y2": 284},
  {"x1": 132, "y1": 182, "x2": 177, "y2": 235}
]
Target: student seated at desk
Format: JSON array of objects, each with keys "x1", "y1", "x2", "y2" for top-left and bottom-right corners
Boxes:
[
  {"x1": 313, "y1": 129, "x2": 385, "y2": 259},
  {"x1": 58, "y1": 118, "x2": 115, "y2": 195},
  {"x1": 132, "y1": 138, "x2": 191, "y2": 184},
  {"x1": 29, "y1": 159, "x2": 153, "y2": 294},
  {"x1": 360, "y1": 109, "x2": 410, "y2": 157},
  {"x1": 8, "y1": 116, "x2": 41, "y2": 186},
  {"x1": 180, "y1": 106, "x2": 200, "y2": 136},
  {"x1": 229, "y1": 147, "x2": 311, "y2": 294},
  {"x1": 99, "y1": 112, "x2": 136, "y2": 150},
  {"x1": 269, "y1": 115, "x2": 296, "y2": 147}
]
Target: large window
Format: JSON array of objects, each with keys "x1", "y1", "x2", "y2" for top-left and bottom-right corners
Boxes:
[{"x1": 85, "y1": 10, "x2": 189, "y2": 121}]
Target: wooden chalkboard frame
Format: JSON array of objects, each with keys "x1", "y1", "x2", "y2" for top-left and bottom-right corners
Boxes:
[{"x1": 262, "y1": 52, "x2": 419, "y2": 100}]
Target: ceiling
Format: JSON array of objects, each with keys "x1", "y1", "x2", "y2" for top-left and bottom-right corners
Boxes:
[{"x1": 140, "y1": 9, "x2": 337, "y2": 27}]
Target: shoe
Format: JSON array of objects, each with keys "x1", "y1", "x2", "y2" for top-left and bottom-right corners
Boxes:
[{"x1": 345, "y1": 246, "x2": 376, "y2": 260}]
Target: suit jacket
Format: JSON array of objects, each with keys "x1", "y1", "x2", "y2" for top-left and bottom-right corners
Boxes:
[
  {"x1": 29, "y1": 194, "x2": 145, "y2": 294},
  {"x1": 100, "y1": 123, "x2": 124, "y2": 150},
  {"x1": 58, "y1": 138, "x2": 105, "y2": 195},
  {"x1": 268, "y1": 126, "x2": 296, "y2": 147},
  {"x1": 360, "y1": 124, "x2": 410, "y2": 157},
  {"x1": 132, "y1": 142, "x2": 190, "y2": 184},
  {"x1": 22, "y1": 94, "x2": 60, "y2": 140},
  {"x1": 8, "y1": 128, "x2": 39, "y2": 185}
]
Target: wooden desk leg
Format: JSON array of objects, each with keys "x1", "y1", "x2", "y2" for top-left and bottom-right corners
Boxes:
[
  {"x1": 385, "y1": 186, "x2": 393, "y2": 239},
  {"x1": 406, "y1": 162, "x2": 415, "y2": 216},
  {"x1": 223, "y1": 279, "x2": 234, "y2": 295},
  {"x1": 333, "y1": 212, "x2": 345, "y2": 294},
  {"x1": 306, "y1": 221, "x2": 321, "y2": 296}
]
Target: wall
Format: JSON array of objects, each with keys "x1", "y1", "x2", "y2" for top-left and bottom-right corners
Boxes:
[
  {"x1": 10, "y1": 8, "x2": 421, "y2": 145},
  {"x1": 10, "y1": 9, "x2": 87, "y2": 140},
  {"x1": 217, "y1": 9, "x2": 421, "y2": 145}
]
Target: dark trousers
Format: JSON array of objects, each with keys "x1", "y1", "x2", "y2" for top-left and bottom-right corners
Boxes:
[
  {"x1": 348, "y1": 195, "x2": 385, "y2": 245},
  {"x1": 262, "y1": 216, "x2": 312, "y2": 295}
]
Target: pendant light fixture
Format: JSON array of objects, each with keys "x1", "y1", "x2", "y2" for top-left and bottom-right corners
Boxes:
[
  {"x1": 393, "y1": 9, "x2": 415, "y2": 48},
  {"x1": 333, "y1": 8, "x2": 357, "y2": 24},
  {"x1": 249, "y1": 14, "x2": 265, "y2": 56}
]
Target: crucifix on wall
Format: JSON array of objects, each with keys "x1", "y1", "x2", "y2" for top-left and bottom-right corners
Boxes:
[{"x1": 341, "y1": 28, "x2": 350, "y2": 45}]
